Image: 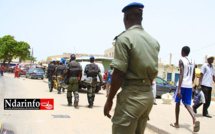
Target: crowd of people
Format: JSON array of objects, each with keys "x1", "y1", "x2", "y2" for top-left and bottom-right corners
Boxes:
[
  {"x1": 47, "y1": 55, "x2": 103, "y2": 108},
  {"x1": 1, "y1": 2, "x2": 214, "y2": 134}
]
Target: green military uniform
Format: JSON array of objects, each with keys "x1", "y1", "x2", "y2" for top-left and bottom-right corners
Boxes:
[
  {"x1": 56, "y1": 64, "x2": 66, "y2": 94},
  {"x1": 110, "y1": 25, "x2": 160, "y2": 134},
  {"x1": 67, "y1": 60, "x2": 82, "y2": 107},
  {"x1": 84, "y1": 63, "x2": 103, "y2": 108},
  {"x1": 47, "y1": 63, "x2": 56, "y2": 92}
]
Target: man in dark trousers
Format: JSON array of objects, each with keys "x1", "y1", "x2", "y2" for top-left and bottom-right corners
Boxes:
[
  {"x1": 47, "y1": 61, "x2": 56, "y2": 92},
  {"x1": 193, "y1": 55, "x2": 215, "y2": 118},
  {"x1": 84, "y1": 56, "x2": 103, "y2": 108},
  {"x1": 66, "y1": 54, "x2": 82, "y2": 107}
]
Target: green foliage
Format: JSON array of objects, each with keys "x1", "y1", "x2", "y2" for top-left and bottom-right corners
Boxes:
[
  {"x1": 26, "y1": 55, "x2": 37, "y2": 62},
  {"x1": 0, "y1": 35, "x2": 31, "y2": 64}
]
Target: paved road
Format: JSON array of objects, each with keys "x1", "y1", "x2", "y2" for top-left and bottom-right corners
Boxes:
[{"x1": 0, "y1": 73, "x2": 156, "y2": 134}]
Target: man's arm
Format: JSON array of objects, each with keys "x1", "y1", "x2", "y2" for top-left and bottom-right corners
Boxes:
[
  {"x1": 177, "y1": 60, "x2": 184, "y2": 98},
  {"x1": 104, "y1": 68, "x2": 125, "y2": 118},
  {"x1": 105, "y1": 72, "x2": 109, "y2": 83},
  {"x1": 192, "y1": 64, "x2": 195, "y2": 82}
]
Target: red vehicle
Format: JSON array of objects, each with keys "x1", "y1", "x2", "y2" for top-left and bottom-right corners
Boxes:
[{"x1": 18, "y1": 67, "x2": 29, "y2": 76}]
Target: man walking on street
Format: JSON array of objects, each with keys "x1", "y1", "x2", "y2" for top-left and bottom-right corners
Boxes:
[
  {"x1": 47, "y1": 61, "x2": 56, "y2": 92},
  {"x1": 56, "y1": 61, "x2": 66, "y2": 94},
  {"x1": 1, "y1": 64, "x2": 4, "y2": 76},
  {"x1": 104, "y1": 2, "x2": 160, "y2": 134},
  {"x1": 105, "y1": 66, "x2": 113, "y2": 97},
  {"x1": 84, "y1": 56, "x2": 103, "y2": 108},
  {"x1": 193, "y1": 55, "x2": 215, "y2": 118},
  {"x1": 66, "y1": 54, "x2": 82, "y2": 107},
  {"x1": 170, "y1": 46, "x2": 200, "y2": 132}
]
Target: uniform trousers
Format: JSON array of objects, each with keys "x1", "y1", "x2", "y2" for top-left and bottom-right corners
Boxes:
[{"x1": 112, "y1": 84, "x2": 153, "y2": 134}]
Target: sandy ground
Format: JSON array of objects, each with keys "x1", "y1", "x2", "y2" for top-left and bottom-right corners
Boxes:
[{"x1": 0, "y1": 73, "x2": 157, "y2": 134}]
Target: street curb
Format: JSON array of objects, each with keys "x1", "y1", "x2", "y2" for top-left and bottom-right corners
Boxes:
[{"x1": 147, "y1": 123, "x2": 171, "y2": 134}]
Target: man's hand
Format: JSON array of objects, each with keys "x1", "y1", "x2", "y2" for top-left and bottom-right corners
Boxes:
[
  {"x1": 99, "y1": 82, "x2": 102, "y2": 86},
  {"x1": 104, "y1": 100, "x2": 113, "y2": 119},
  {"x1": 177, "y1": 91, "x2": 182, "y2": 98}
]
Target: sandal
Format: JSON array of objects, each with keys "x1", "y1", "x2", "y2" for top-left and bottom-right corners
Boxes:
[
  {"x1": 170, "y1": 123, "x2": 179, "y2": 128},
  {"x1": 193, "y1": 121, "x2": 200, "y2": 132}
]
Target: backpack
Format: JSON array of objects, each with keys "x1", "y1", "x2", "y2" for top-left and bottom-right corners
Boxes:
[
  {"x1": 85, "y1": 63, "x2": 99, "y2": 77},
  {"x1": 68, "y1": 62, "x2": 81, "y2": 77}
]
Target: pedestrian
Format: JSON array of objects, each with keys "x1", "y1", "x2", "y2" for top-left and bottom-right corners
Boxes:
[
  {"x1": 14, "y1": 64, "x2": 20, "y2": 78},
  {"x1": 47, "y1": 61, "x2": 56, "y2": 92},
  {"x1": 152, "y1": 78, "x2": 157, "y2": 105},
  {"x1": 193, "y1": 55, "x2": 215, "y2": 118},
  {"x1": 66, "y1": 54, "x2": 82, "y2": 107},
  {"x1": 1, "y1": 64, "x2": 4, "y2": 76},
  {"x1": 104, "y1": 2, "x2": 160, "y2": 134},
  {"x1": 170, "y1": 46, "x2": 200, "y2": 132},
  {"x1": 84, "y1": 56, "x2": 103, "y2": 108},
  {"x1": 56, "y1": 61, "x2": 66, "y2": 94},
  {"x1": 105, "y1": 66, "x2": 113, "y2": 97}
]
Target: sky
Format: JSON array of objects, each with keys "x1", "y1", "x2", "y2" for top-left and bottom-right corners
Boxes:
[{"x1": 1, "y1": 0, "x2": 215, "y2": 66}]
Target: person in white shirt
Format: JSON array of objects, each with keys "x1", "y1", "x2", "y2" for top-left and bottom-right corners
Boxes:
[
  {"x1": 193, "y1": 55, "x2": 215, "y2": 118},
  {"x1": 170, "y1": 46, "x2": 200, "y2": 132}
]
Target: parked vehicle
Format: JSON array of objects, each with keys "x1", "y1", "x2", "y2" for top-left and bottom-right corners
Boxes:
[
  {"x1": 25, "y1": 68, "x2": 45, "y2": 79},
  {"x1": 156, "y1": 76, "x2": 176, "y2": 97},
  {"x1": 18, "y1": 67, "x2": 29, "y2": 76}
]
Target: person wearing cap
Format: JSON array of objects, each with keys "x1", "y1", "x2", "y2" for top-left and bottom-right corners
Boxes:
[
  {"x1": 56, "y1": 61, "x2": 66, "y2": 94},
  {"x1": 103, "y1": 2, "x2": 160, "y2": 134},
  {"x1": 193, "y1": 55, "x2": 215, "y2": 118},
  {"x1": 47, "y1": 60, "x2": 56, "y2": 92},
  {"x1": 84, "y1": 56, "x2": 103, "y2": 108},
  {"x1": 65, "y1": 54, "x2": 82, "y2": 107}
]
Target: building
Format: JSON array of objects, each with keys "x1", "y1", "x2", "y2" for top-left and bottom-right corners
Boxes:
[
  {"x1": 104, "y1": 42, "x2": 115, "y2": 58},
  {"x1": 47, "y1": 53, "x2": 105, "y2": 62}
]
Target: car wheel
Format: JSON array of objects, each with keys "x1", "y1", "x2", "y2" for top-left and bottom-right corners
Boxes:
[
  {"x1": 25, "y1": 75, "x2": 27, "y2": 78},
  {"x1": 30, "y1": 75, "x2": 33, "y2": 79}
]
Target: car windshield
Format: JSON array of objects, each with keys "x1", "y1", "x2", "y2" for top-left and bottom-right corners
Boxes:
[{"x1": 34, "y1": 68, "x2": 44, "y2": 73}]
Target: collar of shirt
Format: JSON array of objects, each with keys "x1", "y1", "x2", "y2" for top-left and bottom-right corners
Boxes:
[
  {"x1": 207, "y1": 63, "x2": 214, "y2": 68},
  {"x1": 71, "y1": 60, "x2": 76, "y2": 63},
  {"x1": 127, "y1": 25, "x2": 143, "y2": 31}
]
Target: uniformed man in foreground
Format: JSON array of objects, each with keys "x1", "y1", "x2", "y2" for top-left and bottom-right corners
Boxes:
[
  {"x1": 47, "y1": 60, "x2": 56, "y2": 92},
  {"x1": 56, "y1": 61, "x2": 66, "y2": 94},
  {"x1": 84, "y1": 56, "x2": 103, "y2": 108},
  {"x1": 66, "y1": 54, "x2": 82, "y2": 107},
  {"x1": 104, "y1": 2, "x2": 160, "y2": 134}
]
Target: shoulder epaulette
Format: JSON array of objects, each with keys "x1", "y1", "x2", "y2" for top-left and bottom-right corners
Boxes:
[{"x1": 113, "y1": 31, "x2": 125, "y2": 40}]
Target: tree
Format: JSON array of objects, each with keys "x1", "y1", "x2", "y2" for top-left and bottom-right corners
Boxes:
[
  {"x1": 0, "y1": 35, "x2": 31, "y2": 69},
  {"x1": 16, "y1": 41, "x2": 31, "y2": 62},
  {"x1": 26, "y1": 55, "x2": 37, "y2": 63}
]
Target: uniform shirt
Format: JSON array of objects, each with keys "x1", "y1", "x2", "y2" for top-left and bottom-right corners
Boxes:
[
  {"x1": 176, "y1": 56, "x2": 195, "y2": 88},
  {"x1": 200, "y1": 63, "x2": 215, "y2": 87},
  {"x1": 110, "y1": 25, "x2": 160, "y2": 84}
]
